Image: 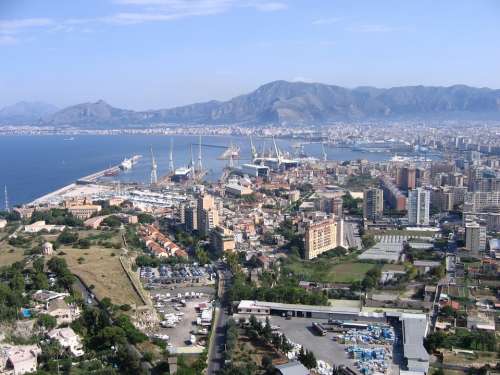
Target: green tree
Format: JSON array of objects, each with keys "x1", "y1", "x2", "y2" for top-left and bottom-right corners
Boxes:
[
  {"x1": 361, "y1": 234, "x2": 376, "y2": 249},
  {"x1": 137, "y1": 213, "x2": 155, "y2": 224},
  {"x1": 37, "y1": 314, "x2": 57, "y2": 330},
  {"x1": 101, "y1": 215, "x2": 122, "y2": 228},
  {"x1": 57, "y1": 229, "x2": 79, "y2": 244},
  {"x1": 33, "y1": 257, "x2": 45, "y2": 273},
  {"x1": 32, "y1": 272, "x2": 49, "y2": 290},
  {"x1": 9, "y1": 271, "x2": 25, "y2": 292},
  {"x1": 195, "y1": 247, "x2": 209, "y2": 265}
]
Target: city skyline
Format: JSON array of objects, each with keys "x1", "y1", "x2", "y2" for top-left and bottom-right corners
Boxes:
[{"x1": 1, "y1": 0, "x2": 500, "y2": 109}]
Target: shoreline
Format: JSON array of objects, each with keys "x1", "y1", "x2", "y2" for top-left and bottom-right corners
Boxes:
[{"x1": 29, "y1": 163, "x2": 123, "y2": 206}]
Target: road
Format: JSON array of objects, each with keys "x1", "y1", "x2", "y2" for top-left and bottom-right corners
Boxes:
[
  {"x1": 207, "y1": 264, "x2": 232, "y2": 375},
  {"x1": 344, "y1": 220, "x2": 361, "y2": 249}
]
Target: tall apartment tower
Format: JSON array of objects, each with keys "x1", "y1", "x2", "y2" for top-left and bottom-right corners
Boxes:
[
  {"x1": 407, "y1": 188, "x2": 430, "y2": 226},
  {"x1": 363, "y1": 188, "x2": 384, "y2": 220},
  {"x1": 197, "y1": 194, "x2": 219, "y2": 237},
  {"x1": 304, "y1": 218, "x2": 343, "y2": 260},
  {"x1": 184, "y1": 203, "x2": 198, "y2": 232},
  {"x1": 397, "y1": 167, "x2": 417, "y2": 191},
  {"x1": 465, "y1": 221, "x2": 486, "y2": 255}
]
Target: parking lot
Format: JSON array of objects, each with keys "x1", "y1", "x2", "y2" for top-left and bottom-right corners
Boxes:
[
  {"x1": 139, "y1": 264, "x2": 217, "y2": 286},
  {"x1": 151, "y1": 285, "x2": 215, "y2": 349}
]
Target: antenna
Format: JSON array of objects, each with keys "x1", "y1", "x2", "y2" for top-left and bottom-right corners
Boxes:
[
  {"x1": 4, "y1": 185, "x2": 9, "y2": 212},
  {"x1": 150, "y1": 147, "x2": 158, "y2": 185},
  {"x1": 169, "y1": 138, "x2": 175, "y2": 173}
]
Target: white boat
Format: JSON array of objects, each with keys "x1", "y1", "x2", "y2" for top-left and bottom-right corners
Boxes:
[
  {"x1": 120, "y1": 158, "x2": 133, "y2": 170},
  {"x1": 119, "y1": 154, "x2": 142, "y2": 170}
]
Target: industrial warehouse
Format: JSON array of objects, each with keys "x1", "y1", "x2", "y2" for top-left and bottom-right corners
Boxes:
[{"x1": 237, "y1": 300, "x2": 430, "y2": 374}]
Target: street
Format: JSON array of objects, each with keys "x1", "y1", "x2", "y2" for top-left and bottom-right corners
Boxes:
[{"x1": 207, "y1": 264, "x2": 232, "y2": 374}]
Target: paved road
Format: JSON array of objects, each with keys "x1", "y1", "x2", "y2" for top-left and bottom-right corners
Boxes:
[{"x1": 207, "y1": 264, "x2": 232, "y2": 375}]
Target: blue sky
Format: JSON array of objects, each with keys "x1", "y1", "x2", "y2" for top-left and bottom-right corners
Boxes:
[{"x1": 1, "y1": 0, "x2": 499, "y2": 110}]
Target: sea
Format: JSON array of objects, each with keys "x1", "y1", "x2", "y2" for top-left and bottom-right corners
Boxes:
[{"x1": 0, "y1": 135, "x2": 393, "y2": 207}]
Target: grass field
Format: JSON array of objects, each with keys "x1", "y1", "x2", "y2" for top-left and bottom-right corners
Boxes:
[
  {"x1": 284, "y1": 256, "x2": 374, "y2": 283},
  {"x1": 0, "y1": 241, "x2": 25, "y2": 265},
  {"x1": 59, "y1": 246, "x2": 144, "y2": 307}
]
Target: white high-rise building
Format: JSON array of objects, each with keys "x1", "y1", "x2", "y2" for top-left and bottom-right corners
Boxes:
[
  {"x1": 407, "y1": 188, "x2": 430, "y2": 226},
  {"x1": 363, "y1": 188, "x2": 384, "y2": 220},
  {"x1": 465, "y1": 221, "x2": 486, "y2": 255}
]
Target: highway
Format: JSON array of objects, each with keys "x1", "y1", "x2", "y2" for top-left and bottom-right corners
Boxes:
[{"x1": 207, "y1": 264, "x2": 232, "y2": 374}]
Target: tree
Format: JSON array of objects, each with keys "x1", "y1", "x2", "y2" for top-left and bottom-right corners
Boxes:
[
  {"x1": 57, "y1": 229, "x2": 79, "y2": 244},
  {"x1": 137, "y1": 213, "x2": 155, "y2": 224},
  {"x1": 361, "y1": 234, "x2": 376, "y2": 249},
  {"x1": 33, "y1": 258, "x2": 45, "y2": 274},
  {"x1": 195, "y1": 247, "x2": 209, "y2": 265},
  {"x1": 299, "y1": 348, "x2": 317, "y2": 369},
  {"x1": 262, "y1": 317, "x2": 272, "y2": 342},
  {"x1": 101, "y1": 215, "x2": 122, "y2": 228},
  {"x1": 76, "y1": 238, "x2": 91, "y2": 249},
  {"x1": 32, "y1": 272, "x2": 49, "y2": 290},
  {"x1": 440, "y1": 305, "x2": 457, "y2": 318},
  {"x1": 37, "y1": 314, "x2": 57, "y2": 330},
  {"x1": 9, "y1": 271, "x2": 25, "y2": 293}
]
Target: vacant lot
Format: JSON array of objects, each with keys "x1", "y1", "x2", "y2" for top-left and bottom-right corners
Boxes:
[
  {"x1": 0, "y1": 241, "x2": 25, "y2": 265},
  {"x1": 284, "y1": 256, "x2": 374, "y2": 283},
  {"x1": 233, "y1": 330, "x2": 287, "y2": 371},
  {"x1": 60, "y1": 246, "x2": 144, "y2": 307},
  {"x1": 441, "y1": 349, "x2": 498, "y2": 368}
]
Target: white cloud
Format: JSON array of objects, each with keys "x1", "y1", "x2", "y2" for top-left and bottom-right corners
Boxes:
[
  {"x1": 0, "y1": 35, "x2": 18, "y2": 45},
  {"x1": 312, "y1": 17, "x2": 340, "y2": 25},
  {"x1": 348, "y1": 24, "x2": 396, "y2": 33},
  {"x1": 0, "y1": 18, "x2": 53, "y2": 34},
  {"x1": 0, "y1": 0, "x2": 288, "y2": 45},
  {"x1": 254, "y1": 2, "x2": 287, "y2": 11},
  {"x1": 109, "y1": 0, "x2": 287, "y2": 24}
]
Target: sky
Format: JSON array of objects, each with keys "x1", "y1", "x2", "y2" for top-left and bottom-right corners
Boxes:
[{"x1": 1, "y1": 0, "x2": 499, "y2": 110}]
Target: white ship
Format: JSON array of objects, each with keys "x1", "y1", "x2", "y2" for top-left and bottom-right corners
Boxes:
[
  {"x1": 120, "y1": 158, "x2": 133, "y2": 170},
  {"x1": 119, "y1": 154, "x2": 142, "y2": 170}
]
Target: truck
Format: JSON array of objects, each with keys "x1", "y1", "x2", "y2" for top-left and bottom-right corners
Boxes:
[{"x1": 312, "y1": 322, "x2": 327, "y2": 336}]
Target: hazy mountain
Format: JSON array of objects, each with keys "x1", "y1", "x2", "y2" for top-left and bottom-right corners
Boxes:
[
  {"x1": 29, "y1": 81, "x2": 500, "y2": 127},
  {"x1": 0, "y1": 101, "x2": 59, "y2": 124},
  {"x1": 42, "y1": 99, "x2": 147, "y2": 127}
]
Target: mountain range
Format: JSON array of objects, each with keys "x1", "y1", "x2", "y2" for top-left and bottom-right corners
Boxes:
[
  {"x1": 0, "y1": 101, "x2": 59, "y2": 125},
  {"x1": 2, "y1": 81, "x2": 500, "y2": 127}
]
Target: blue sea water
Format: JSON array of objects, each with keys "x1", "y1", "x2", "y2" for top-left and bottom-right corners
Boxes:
[{"x1": 0, "y1": 135, "x2": 391, "y2": 207}]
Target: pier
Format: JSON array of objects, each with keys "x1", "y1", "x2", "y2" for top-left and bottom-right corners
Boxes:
[{"x1": 77, "y1": 165, "x2": 121, "y2": 184}]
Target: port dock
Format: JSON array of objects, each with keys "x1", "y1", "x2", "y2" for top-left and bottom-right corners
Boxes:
[{"x1": 77, "y1": 166, "x2": 121, "y2": 184}]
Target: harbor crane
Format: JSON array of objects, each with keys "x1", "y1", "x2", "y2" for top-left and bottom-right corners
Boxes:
[
  {"x1": 4, "y1": 185, "x2": 9, "y2": 212},
  {"x1": 169, "y1": 138, "x2": 175, "y2": 173},
  {"x1": 197, "y1": 135, "x2": 203, "y2": 174},
  {"x1": 150, "y1": 147, "x2": 158, "y2": 185}
]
